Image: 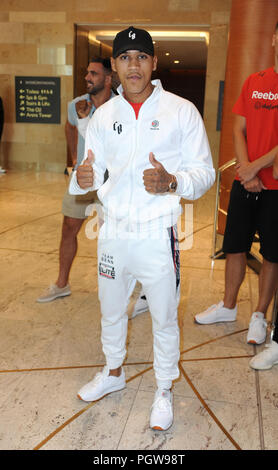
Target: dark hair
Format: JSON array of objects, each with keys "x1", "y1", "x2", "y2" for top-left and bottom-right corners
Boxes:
[
  {"x1": 275, "y1": 21, "x2": 278, "y2": 32},
  {"x1": 89, "y1": 56, "x2": 112, "y2": 72}
]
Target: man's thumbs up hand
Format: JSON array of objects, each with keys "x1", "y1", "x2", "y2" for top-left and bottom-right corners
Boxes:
[
  {"x1": 149, "y1": 152, "x2": 164, "y2": 170},
  {"x1": 143, "y1": 152, "x2": 173, "y2": 193},
  {"x1": 84, "y1": 149, "x2": 94, "y2": 166},
  {"x1": 76, "y1": 149, "x2": 94, "y2": 189}
]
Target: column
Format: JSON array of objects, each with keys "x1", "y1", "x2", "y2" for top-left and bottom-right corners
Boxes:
[{"x1": 217, "y1": 0, "x2": 278, "y2": 235}]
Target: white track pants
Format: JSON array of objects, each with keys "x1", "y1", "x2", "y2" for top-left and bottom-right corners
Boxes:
[{"x1": 97, "y1": 225, "x2": 180, "y2": 385}]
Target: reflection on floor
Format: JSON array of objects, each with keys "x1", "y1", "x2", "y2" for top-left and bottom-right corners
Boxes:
[{"x1": 0, "y1": 170, "x2": 277, "y2": 451}]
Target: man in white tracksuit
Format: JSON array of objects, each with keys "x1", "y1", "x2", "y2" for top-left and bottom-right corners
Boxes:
[{"x1": 69, "y1": 26, "x2": 215, "y2": 431}]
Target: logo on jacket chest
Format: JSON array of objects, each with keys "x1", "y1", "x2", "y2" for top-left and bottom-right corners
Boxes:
[
  {"x1": 112, "y1": 120, "x2": 160, "y2": 133},
  {"x1": 113, "y1": 121, "x2": 123, "y2": 134},
  {"x1": 150, "y1": 120, "x2": 159, "y2": 130}
]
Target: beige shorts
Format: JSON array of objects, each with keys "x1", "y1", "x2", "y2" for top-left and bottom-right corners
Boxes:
[{"x1": 62, "y1": 174, "x2": 100, "y2": 219}]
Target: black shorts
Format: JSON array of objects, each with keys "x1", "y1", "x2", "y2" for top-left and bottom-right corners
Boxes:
[{"x1": 222, "y1": 180, "x2": 278, "y2": 263}]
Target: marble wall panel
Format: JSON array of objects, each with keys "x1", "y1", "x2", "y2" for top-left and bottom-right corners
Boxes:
[
  {"x1": 0, "y1": 44, "x2": 37, "y2": 64},
  {"x1": 168, "y1": 0, "x2": 200, "y2": 11},
  {"x1": 37, "y1": 46, "x2": 66, "y2": 65},
  {"x1": 9, "y1": 11, "x2": 66, "y2": 23},
  {"x1": 23, "y1": 23, "x2": 73, "y2": 45},
  {"x1": 200, "y1": 0, "x2": 231, "y2": 10},
  {"x1": 1, "y1": 141, "x2": 67, "y2": 170},
  {"x1": 73, "y1": 0, "x2": 109, "y2": 12},
  {"x1": 0, "y1": 74, "x2": 13, "y2": 120},
  {"x1": 0, "y1": 22, "x2": 24, "y2": 43},
  {"x1": 0, "y1": 12, "x2": 9, "y2": 21},
  {"x1": 0, "y1": 64, "x2": 53, "y2": 76},
  {"x1": 66, "y1": 45, "x2": 73, "y2": 66},
  {"x1": 25, "y1": 124, "x2": 64, "y2": 145},
  {"x1": 2, "y1": 123, "x2": 26, "y2": 143},
  {"x1": 0, "y1": 0, "x2": 74, "y2": 12},
  {"x1": 0, "y1": 63, "x2": 73, "y2": 77}
]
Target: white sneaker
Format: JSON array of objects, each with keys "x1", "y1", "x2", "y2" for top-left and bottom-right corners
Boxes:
[
  {"x1": 247, "y1": 312, "x2": 267, "y2": 345},
  {"x1": 36, "y1": 284, "x2": 71, "y2": 303},
  {"x1": 77, "y1": 366, "x2": 126, "y2": 402},
  {"x1": 249, "y1": 341, "x2": 278, "y2": 370},
  {"x1": 194, "y1": 301, "x2": 237, "y2": 325},
  {"x1": 131, "y1": 293, "x2": 149, "y2": 319},
  {"x1": 150, "y1": 389, "x2": 173, "y2": 431}
]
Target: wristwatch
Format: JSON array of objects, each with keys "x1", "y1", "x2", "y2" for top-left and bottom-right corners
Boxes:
[{"x1": 167, "y1": 175, "x2": 177, "y2": 193}]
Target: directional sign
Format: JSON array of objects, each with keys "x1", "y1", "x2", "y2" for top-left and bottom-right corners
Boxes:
[{"x1": 15, "y1": 76, "x2": 60, "y2": 124}]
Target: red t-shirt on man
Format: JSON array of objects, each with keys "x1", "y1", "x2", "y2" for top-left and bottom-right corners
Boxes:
[
  {"x1": 129, "y1": 101, "x2": 143, "y2": 119},
  {"x1": 232, "y1": 67, "x2": 278, "y2": 189}
]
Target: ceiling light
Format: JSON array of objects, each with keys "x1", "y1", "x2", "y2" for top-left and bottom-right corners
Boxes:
[{"x1": 174, "y1": 60, "x2": 180, "y2": 64}]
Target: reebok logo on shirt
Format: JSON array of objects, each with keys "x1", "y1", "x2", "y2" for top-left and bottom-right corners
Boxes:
[{"x1": 252, "y1": 90, "x2": 278, "y2": 100}]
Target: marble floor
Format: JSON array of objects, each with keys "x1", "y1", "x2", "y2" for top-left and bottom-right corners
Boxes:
[{"x1": 0, "y1": 169, "x2": 278, "y2": 451}]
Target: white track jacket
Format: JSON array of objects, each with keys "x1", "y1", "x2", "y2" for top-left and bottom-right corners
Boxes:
[{"x1": 69, "y1": 80, "x2": 215, "y2": 231}]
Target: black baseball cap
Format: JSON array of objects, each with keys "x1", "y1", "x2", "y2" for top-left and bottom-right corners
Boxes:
[{"x1": 112, "y1": 26, "x2": 154, "y2": 58}]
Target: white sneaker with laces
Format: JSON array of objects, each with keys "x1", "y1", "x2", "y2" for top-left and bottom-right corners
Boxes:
[
  {"x1": 194, "y1": 301, "x2": 237, "y2": 325},
  {"x1": 77, "y1": 366, "x2": 126, "y2": 402},
  {"x1": 36, "y1": 284, "x2": 71, "y2": 303},
  {"x1": 247, "y1": 312, "x2": 267, "y2": 345},
  {"x1": 249, "y1": 340, "x2": 278, "y2": 370},
  {"x1": 150, "y1": 389, "x2": 173, "y2": 431},
  {"x1": 131, "y1": 293, "x2": 149, "y2": 319}
]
